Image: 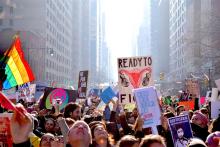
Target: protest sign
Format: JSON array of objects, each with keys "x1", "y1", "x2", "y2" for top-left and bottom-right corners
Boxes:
[
  {"x1": 215, "y1": 79, "x2": 220, "y2": 91},
  {"x1": 118, "y1": 56, "x2": 153, "y2": 107},
  {"x1": 200, "y1": 97, "x2": 206, "y2": 106},
  {"x1": 97, "y1": 101, "x2": 106, "y2": 112},
  {"x1": 17, "y1": 82, "x2": 31, "y2": 101},
  {"x1": 2, "y1": 87, "x2": 17, "y2": 104},
  {"x1": 0, "y1": 113, "x2": 13, "y2": 147},
  {"x1": 78, "y1": 70, "x2": 89, "y2": 98},
  {"x1": 29, "y1": 84, "x2": 36, "y2": 98},
  {"x1": 211, "y1": 88, "x2": 219, "y2": 101},
  {"x1": 168, "y1": 115, "x2": 193, "y2": 147},
  {"x1": 39, "y1": 87, "x2": 78, "y2": 110},
  {"x1": 100, "y1": 87, "x2": 116, "y2": 104},
  {"x1": 35, "y1": 82, "x2": 48, "y2": 100},
  {"x1": 133, "y1": 86, "x2": 161, "y2": 128},
  {"x1": 185, "y1": 79, "x2": 200, "y2": 98},
  {"x1": 2, "y1": 87, "x2": 16, "y2": 100},
  {"x1": 88, "y1": 88, "x2": 102, "y2": 97},
  {"x1": 178, "y1": 100, "x2": 195, "y2": 111},
  {"x1": 211, "y1": 101, "x2": 220, "y2": 119}
]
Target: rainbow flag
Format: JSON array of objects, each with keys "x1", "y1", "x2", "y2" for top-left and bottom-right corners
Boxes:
[{"x1": 3, "y1": 36, "x2": 35, "y2": 89}]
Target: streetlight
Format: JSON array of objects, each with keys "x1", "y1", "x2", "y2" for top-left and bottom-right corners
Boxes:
[{"x1": 27, "y1": 48, "x2": 54, "y2": 62}]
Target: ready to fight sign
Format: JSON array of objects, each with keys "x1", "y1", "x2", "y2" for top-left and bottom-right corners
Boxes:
[{"x1": 118, "y1": 56, "x2": 153, "y2": 106}]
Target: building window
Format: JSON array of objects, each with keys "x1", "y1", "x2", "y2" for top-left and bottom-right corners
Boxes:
[
  {"x1": 10, "y1": 7, "x2": 13, "y2": 14},
  {"x1": 9, "y1": 19, "x2": 13, "y2": 26},
  {"x1": 0, "y1": 6, "x2": 3, "y2": 14}
]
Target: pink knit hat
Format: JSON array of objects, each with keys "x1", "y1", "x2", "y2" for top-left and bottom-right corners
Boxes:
[
  {"x1": 192, "y1": 111, "x2": 208, "y2": 125},
  {"x1": 206, "y1": 131, "x2": 220, "y2": 147}
]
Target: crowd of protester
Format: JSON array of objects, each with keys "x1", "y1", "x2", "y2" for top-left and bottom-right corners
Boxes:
[{"x1": 5, "y1": 94, "x2": 220, "y2": 147}]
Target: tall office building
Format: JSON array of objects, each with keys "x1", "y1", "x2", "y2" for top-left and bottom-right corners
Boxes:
[
  {"x1": 137, "y1": 0, "x2": 151, "y2": 56},
  {"x1": 151, "y1": 0, "x2": 169, "y2": 81},
  {"x1": 0, "y1": 0, "x2": 73, "y2": 87},
  {"x1": 199, "y1": 0, "x2": 220, "y2": 85},
  {"x1": 71, "y1": 0, "x2": 110, "y2": 89},
  {"x1": 169, "y1": 0, "x2": 188, "y2": 83},
  {"x1": 169, "y1": 0, "x2": 220, "y2": 81}
]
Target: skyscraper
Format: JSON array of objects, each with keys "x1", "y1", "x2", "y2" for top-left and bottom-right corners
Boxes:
[
  {"x1": 0, "y1": 0, "x2": 73, "y2": 87},
  {"x1": 137, "y1": 0, "x2": 151, "y2": 56},
  {"x1": 150, "y1": 0, "x2": 169, "y2": 81}
]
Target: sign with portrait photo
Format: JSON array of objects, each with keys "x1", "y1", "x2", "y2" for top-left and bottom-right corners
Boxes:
[{"x1": 168, "y1": 115, "x2": 193, "y2": 147}]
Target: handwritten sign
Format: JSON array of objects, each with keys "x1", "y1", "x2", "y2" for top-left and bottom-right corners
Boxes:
[
  {"x1": 133, "y1": 86, "x2": 161, "y2": 128},
  {"x1": 118, "y1": 56, "x2": 153, "y2": 107}
]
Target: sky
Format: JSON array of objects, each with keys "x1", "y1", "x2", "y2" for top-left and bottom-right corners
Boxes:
[{"x1": 104, "y1": 0, "x2": 148, "y2": 81}]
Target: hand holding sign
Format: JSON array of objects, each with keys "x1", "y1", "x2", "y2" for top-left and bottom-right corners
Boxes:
[{"x1": 133, "y1": 87, "x2": 161, "y2": 128}]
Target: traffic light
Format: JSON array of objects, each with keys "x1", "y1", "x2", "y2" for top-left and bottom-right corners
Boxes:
[
  {"x1": 203, "y1": 77, "x2": 209, "y2": 86},
  {"x1": 160, "y1": 72, "x2": 164, "y2": 80}
]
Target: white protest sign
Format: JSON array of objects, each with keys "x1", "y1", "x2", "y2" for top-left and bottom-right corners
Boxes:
[
  {"x1": 133, "y1": 86, "x2": 161, "y2": 128},
  {"x1": 211, "y1": 101, "x2": 220, "y2": 119},
  {"x1": 118, "y1": 56, "x2": 153, "y2": 107},
  {"x1": 215, "y1": 79, "x2": 220, "y2": 91},
  {"x1": 211, "y1": 88, "x2": 219, "y2": 101}
]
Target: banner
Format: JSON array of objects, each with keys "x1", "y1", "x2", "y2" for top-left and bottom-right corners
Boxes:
[
  {"x1": 185, "y1": 79, "x2": 200, "y2": 98},
  {"x1": 133, "y1": 86, "x2": 161, "y2": 128},
  {"x1": 168, "y1": 115, "x2": 193, "y2": 147},
  {"x1": 39, "y1": 87, "x2": 78, "y2": 110},
  {"x1": 118, "y1": 56, "x2": 153, "y2": 106},
  {"x1": 78, "y1": 70, "x2": 89, "y2": 99},
  {"x1": 0, "y1": 113, "x2": 13, "y2": 147}
]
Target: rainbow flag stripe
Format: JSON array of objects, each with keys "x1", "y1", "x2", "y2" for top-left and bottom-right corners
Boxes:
[{"x1": 3, "y1": 37, "x2": 35, "y2": 89}]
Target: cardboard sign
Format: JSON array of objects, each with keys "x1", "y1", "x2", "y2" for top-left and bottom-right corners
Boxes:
[
  {"x1": 133, "y1": 86, "x2": 161, "y2": 128},
  {"x1": 78, "y1": 71, "x2": 89, "y2": 99},
  {"x1": 0, "y1": 113, "x2": 13, "y2": 147},
  {"x1": 168, "y1": 115, "x2": 193, "y2": 147},
  {"x1": 185, "y1": 79, "x2": 200, "y2": 98},
  {"x1": 178, "y1": 100, "x2": 195, "y2": 111},
  {"x1": 39, "y1": 87, "x2": 78, "y2": 110},
  {"x1": 118, "y1": 56, "x2": 153, "y2": 106}
]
